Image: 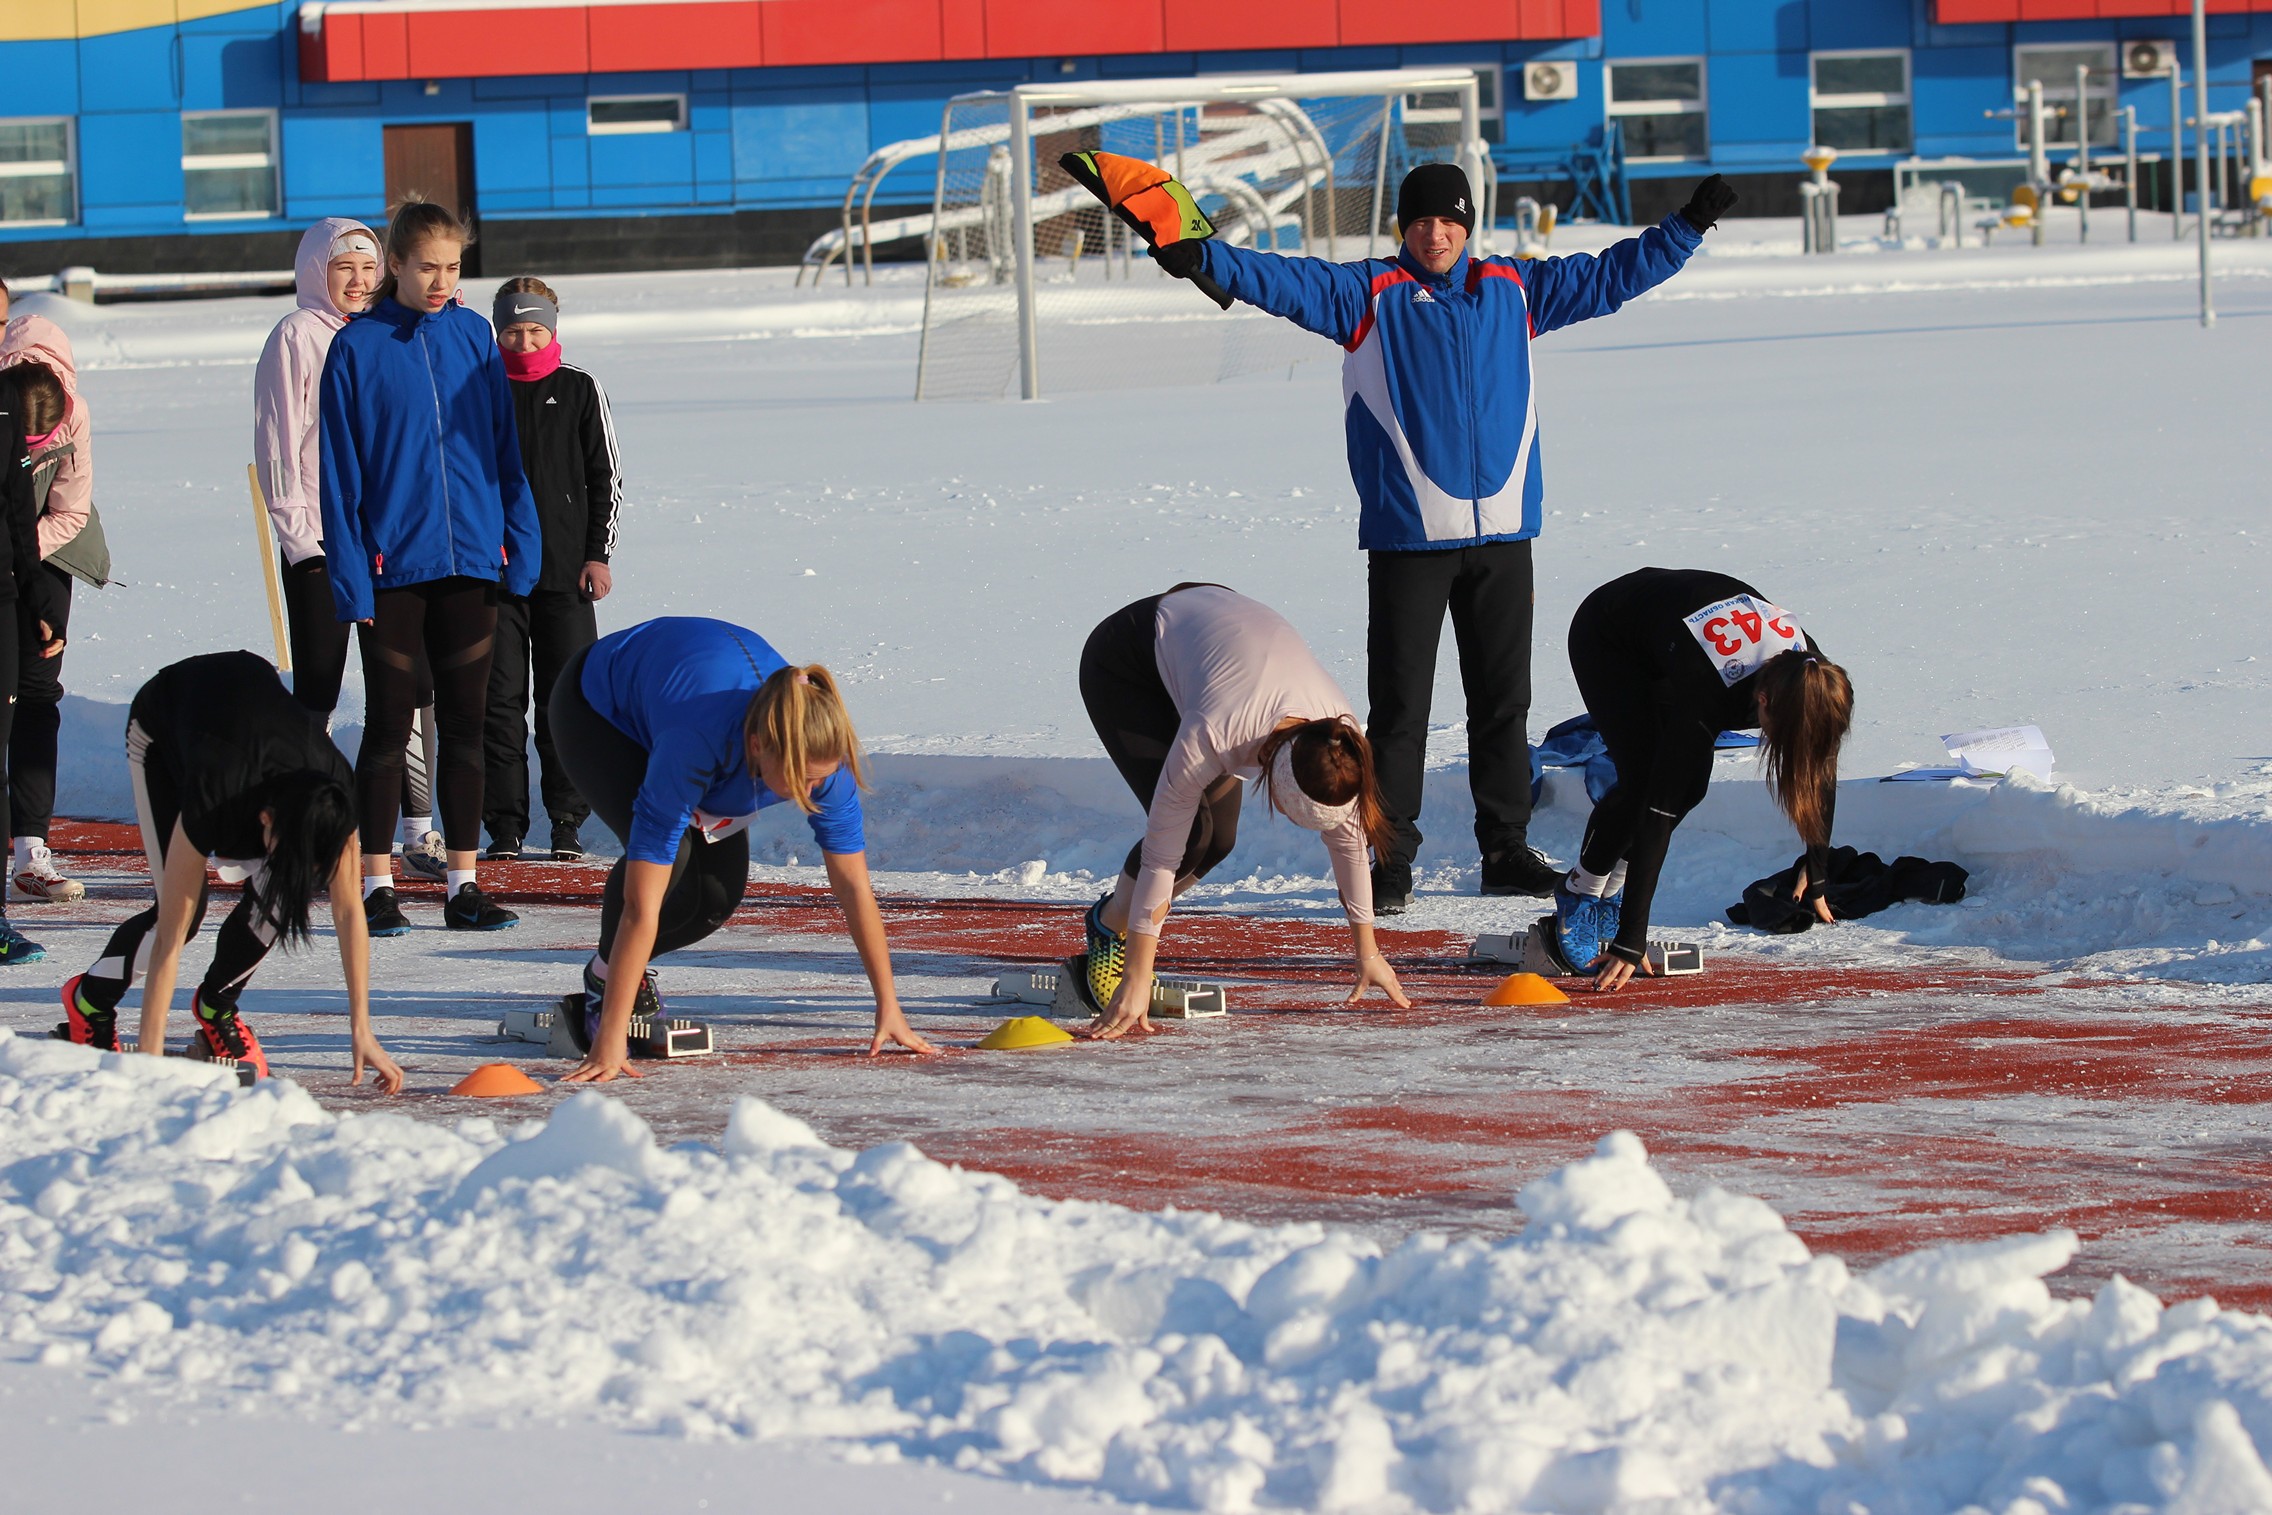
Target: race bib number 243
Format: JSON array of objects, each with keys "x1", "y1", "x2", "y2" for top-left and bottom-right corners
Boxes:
[{"x1": 1681, "y1": 594, "x2": 1807, "y2": 687}]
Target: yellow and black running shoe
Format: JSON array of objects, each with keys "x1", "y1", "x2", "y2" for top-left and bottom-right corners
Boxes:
[{"x1": 1082, "y1": 896, "x2": 1126, "y2": 1016}]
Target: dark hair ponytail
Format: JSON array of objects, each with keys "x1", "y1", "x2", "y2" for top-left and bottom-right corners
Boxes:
[
  {"x1": 1755, "y1": 650, "x2": 1853, "y2": 849},
  {"x1": 257, "y1": 770, "x2": 358, "y2": 947},
  {"x1": 1253, "y1": 715, "x2": 1394, "y2": 858},
  {"x1": 372, "y1": 197, "x2": 472, "y2": 310}
]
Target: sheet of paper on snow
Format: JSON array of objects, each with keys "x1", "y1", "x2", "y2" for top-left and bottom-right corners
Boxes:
[{"x1": 1941, "y1": 725, "x2": 2055, "y2": 781}]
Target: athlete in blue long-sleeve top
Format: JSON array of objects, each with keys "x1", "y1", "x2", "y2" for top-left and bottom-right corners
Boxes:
[{"x1": 1157, "y1": 165, "x2": 1737, "y2": 912}]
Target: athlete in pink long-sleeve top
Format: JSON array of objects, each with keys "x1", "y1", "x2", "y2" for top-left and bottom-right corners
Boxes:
[{"x1": 1076, "y1": 584, "x2": 1410, "y2": 1039}]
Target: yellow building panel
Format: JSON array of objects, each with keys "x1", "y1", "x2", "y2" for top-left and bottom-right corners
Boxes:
[
  {"x1": 0, "y1": 0, "x2": 273, "y2": 42},
  {"x1": 0, "y1": 0, "x2": 84, "y2": 42}
]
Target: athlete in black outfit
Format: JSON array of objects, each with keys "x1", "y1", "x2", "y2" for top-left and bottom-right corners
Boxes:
[
  {"x1": 55, "y1": 651, "x2": 403, "y2": 1089},
  {"x1": 1556, "y1": 568, "x2": 1853, "y2": 990}
]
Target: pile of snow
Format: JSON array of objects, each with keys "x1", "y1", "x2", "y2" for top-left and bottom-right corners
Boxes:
[{"x1": 5, "y1": 1031, "x2": 2270, "y2": 1512}]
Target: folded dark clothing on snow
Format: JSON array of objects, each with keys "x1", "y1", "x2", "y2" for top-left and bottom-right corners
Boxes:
[{"x1": 1727, "y1": 845, "x2": 1968, "y2": 934}]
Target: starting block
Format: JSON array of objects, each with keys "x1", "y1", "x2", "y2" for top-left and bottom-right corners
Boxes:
[
  {"x1": 497, "y1": 995, "x2": 716, "y2": 1060},
  {"x1": 1469, "y1": 920, "x2": 1704, "y2": 979},
  {"x1": 177, "y1": 1043, "x2": 260, "y2": 1086},
  {"x1": 991, "y1": 956, "x2": 1228, "y2": 1019}
]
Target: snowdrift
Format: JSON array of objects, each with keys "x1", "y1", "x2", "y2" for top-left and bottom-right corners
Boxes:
[{"x1": 4, "y1": 1031, "x2": 2270, "y2": 1513}]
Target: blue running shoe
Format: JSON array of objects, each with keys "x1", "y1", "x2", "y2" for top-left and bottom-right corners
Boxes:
[
  {"x1": 1551, "y1": 886, "x2": 1618, "y2": 974},
  {"x1": 0, "y1": 917, "x2": 46, "y2": 965}
]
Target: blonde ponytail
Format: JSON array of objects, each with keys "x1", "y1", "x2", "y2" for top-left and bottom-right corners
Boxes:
[{"x1": 745, "y1": 663, "x2": 866, "y2": 812}]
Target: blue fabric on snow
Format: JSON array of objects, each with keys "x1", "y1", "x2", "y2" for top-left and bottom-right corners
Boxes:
[
  {"x1": 1532, "y1": 714, "x2": 1761, "y2": 805},
  {"x1": 318, "y1": 297, "x2": 542, "y2": 622},
  {"x1": 579, "y1": 616, "x2": 865, "y2": 867},
  {"x1": 1199, "y1": 216, "x2": 1700, "y2": 552}
]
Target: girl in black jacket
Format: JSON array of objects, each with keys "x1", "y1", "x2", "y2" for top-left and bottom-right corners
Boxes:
[
  {"x1": 483, "y1": 276, "x2": 623, "y2": 862},
  {"x1": 55, "y1": 652, "x2": 402, "y2": 1088},
  {"x1": 0, "y1": 366, "x2": 67, "y2": 963},
  {"x1": 1555, "y1": 568, "x2": 1853, "y2": 990}
]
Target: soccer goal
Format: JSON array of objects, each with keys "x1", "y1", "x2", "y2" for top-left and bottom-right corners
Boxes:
[{"x1": 912, "y1": 70, "x2": 1493, "y2": 402}]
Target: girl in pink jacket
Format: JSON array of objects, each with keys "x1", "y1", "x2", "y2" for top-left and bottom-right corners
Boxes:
[{"x1": 252, "y1": 219, "x2": 446, "y2": 879}]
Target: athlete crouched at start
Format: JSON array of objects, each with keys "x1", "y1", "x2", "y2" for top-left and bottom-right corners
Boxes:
[
  {"x1": 1554, "y1": 568, "x2": 1853, "y2": 991},
  {"x1": 56, "y1": 651, "x2": 402, "y2": 1090},
  {"x1": 1079, "y1": 583, "x2": 1408, "y2": 1039},
  {"x1": 549, "y1": 616, "x2": 936, "y2": 1079}
]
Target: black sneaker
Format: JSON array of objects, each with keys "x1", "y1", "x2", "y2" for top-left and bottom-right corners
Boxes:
[
  {"x1": 579, "y1": 961, "x2": 662, "y2": 1032},
  {"x1": 549, "y1": 823, "x2": 585, "y2": 862},
  {"x1": 484, "y1": 836, "x2": 523, "y2": 862},
  {"x1": 1371, "y1": 860, "x2": 1412, "y2": 916},
  {"x1": 444, "y1": 881, "x2": 519, "y2": 932},
  {"x1": 1481, "y1": 846, "x2": 1562, "y2": 897},
  {"x1": 364, "y1": 885, "x2": 410, "y2": 937}
]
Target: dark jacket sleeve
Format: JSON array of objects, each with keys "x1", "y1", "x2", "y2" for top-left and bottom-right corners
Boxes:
[
  {"x1": 1521, "y1": 213, "x2": 1702, "y2": 336},
  {"x1": 0, "y1": 385, "x2": 50, "y2": 619},
  {"x1": 579, "y1": 372, "x2": 622, "y2": 566}
]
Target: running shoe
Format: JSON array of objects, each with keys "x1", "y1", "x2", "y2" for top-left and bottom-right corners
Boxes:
[
  {"x1": 1370, "y1": 860, "x2": 1412, "y2": 916},
  {"x1": 364, "y1": 885, "x2": 410, "y2": 937},
  {"x1": 400, "y1": 829, "x2": 449, "y2": 882},
  {"x1": 549, "y1": 823, "x2": 585, "y2": 862},
  {"x1": 483, "y1": 835, "x2": 523, "y2": 863},
  {"x1": 1481, "y1": 846, "x2": 1562, "y2": 898},
  {"x1": 12, "y1": 842, "x2": 85, "y2": 903},
  {"x1": 443, "y1": 881, "x2": 519, "y2": 932},
  {"x1": 1082, "y1": 895, "x2": 1125, "y2": 1015},
  {"x1": 0, "y1": 917, "x2": 47, "y2": 964},
  {"x1": 578, "y1": 961, "x2": 663, "y2": 1041},
  {"x1": 1549, "y1": 885, "x2": 1622, "y2": 974},
  {"x1": 53, "y1": 973, "x2": 118, "y2": 1051},
  {"x1": 191, "y1": 992, "x2": 269, "y2": 1079}
]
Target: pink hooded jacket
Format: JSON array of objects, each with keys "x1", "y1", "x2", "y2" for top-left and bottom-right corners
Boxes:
[
  {"x1": 0, "y1": 313, "x2": 90, "y2": 560},
  {"x1": 253, "y1": 218, "x2": 378, "y2": 565}
]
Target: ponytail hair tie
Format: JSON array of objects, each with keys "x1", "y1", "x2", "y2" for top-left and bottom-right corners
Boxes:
[{"x1": 794, "y1": 671, "x2": 813, "y2": 687}]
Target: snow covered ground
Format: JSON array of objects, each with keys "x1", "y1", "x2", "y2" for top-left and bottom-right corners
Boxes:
[{"x1": 3, "y1": 221, "x2": 2271, "y2": 1509}]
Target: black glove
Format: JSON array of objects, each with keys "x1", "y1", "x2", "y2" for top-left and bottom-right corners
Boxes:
[
  {"x1": 1152, "y1": 238, "x2": 1207, "y2": 281},
  {"x1": 1678, "y1": 174, "x2": 1737, "y2": 233}
]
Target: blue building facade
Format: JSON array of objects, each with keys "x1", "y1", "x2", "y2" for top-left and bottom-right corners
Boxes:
[{"x1": 0, "y1": 0, "x2": 2267, "y2": 275}]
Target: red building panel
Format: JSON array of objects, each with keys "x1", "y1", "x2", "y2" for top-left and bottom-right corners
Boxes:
[
  {"x1": 359, "y1": 11, "x2": 409, "y2": 78},
  {"x1": 401, "y1": 4, "x2": 585, "y2": 74},
  {"x1": 982, "y1": 0, "x2": 1164, "y2": 57},
  {"x1": 594, "y1": 0, "x2": 762, "y2": 69},
  {"x1": 1934, "y1": 0, "x2": 2272, "y2": 18},
  {"x1": 762, "y1": 0, "x2": 941, "y2": 64},
  {"x1": 1338, "y1": 0, "x2": 1545, "y2": 47},
  {"x1": 940, "y1": 0, "x2": 986, "y2": 58},
  {"x1": 1162, "y1": 0, "x2": 1338, "y2": 52}
]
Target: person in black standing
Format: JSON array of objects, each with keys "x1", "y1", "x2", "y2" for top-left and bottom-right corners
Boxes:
[
  {"x1": 0, "y1": 365, "x2": 67, "y2": 962},
  {"x1": 482, "y1": 276, "x2": 621, "y2": 863},
  {"x1": 1551, "y1": 568, "x2": 1853, "y2": 990}
]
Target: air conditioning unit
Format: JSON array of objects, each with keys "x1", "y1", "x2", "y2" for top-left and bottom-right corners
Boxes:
[
  {"x1": 2123, "y1": 40, "x2": 2178, "y2": 78},
  {"x1": 1523, "y1": 60, "x2": 1579, "y2": 102}
]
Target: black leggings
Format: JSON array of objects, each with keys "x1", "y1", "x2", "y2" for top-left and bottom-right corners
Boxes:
[
  {"x1": 78, "y1": 718, "x2": 279, "y2": 1014},
  {"x1": 1079, "y1": 593, "x2": 1242, "y2": 887},
  {"x1": 11, "y1": 566, "x2": 69, "y2": 844},
  {"x1": 283, "y1": 555, "x2": 437, "y2": 818},
  {"x1": 549, "y1": 645, "x2": 748, "y2": 965},
  {"x1": 356, "y1": 576, "x2": 497, "y2": 854},
  {"x1": 0, "y1": 608, "x2": 17, "y2": 847}
]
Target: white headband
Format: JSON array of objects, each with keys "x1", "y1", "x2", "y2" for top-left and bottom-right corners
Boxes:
[
  {"x1": 330, "y1": 233, "x2": 379, "y2": 261},
  {"x1": 1269, "y1": 743, "x2": 1357, "y2": 834}
]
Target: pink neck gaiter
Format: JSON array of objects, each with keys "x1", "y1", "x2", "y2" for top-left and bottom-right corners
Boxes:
[
  {"x1": 500, "y1": 340, "x2": 564, "y2": 383},
  {"x1": 24, "y1": 427, "x2": 58, "y2": 450}
]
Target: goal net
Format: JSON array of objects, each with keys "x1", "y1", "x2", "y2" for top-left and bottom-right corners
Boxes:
[{"x1": 914, "y1": 70, "x2": 1492, "y2": 402}]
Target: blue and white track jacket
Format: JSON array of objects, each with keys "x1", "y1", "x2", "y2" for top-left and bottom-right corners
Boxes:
[{"x1": 1198, "y1": 214, "x2": 1702, "y2": 552}]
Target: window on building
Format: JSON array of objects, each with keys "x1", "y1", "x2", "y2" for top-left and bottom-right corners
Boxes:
[
  {"x1": 1810, "y1": 51, "x2": 1912, "y2": 154},
  {"x1": 182, "y1": 111, "x2": 279, "y2": 218},
  {"x1": 1606, "y1": 59, "x2": 1707, "y2": 161},
  {"x1": 1402, "y1": 66, "x2": 1504, "y2": 147},
  {"x1": 0, "y1": 118, "x2": 76, "y2": 227},
  {"x1": 2013, "y1": 44, "x2": 2117, "y2": 149},
  {"x1": 587, "y1": 96, "x2": 687, "y2": 136}
]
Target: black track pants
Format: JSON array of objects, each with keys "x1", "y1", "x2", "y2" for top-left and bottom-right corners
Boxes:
[
  {"x1": 1365, "y1": 539, "x2": 1534, "y2": 870},
  {"x1": 0, "y1": 610, "x2": 18, "y2": 846},
  {"x1": 282, "y1": 554, "x2": 437, "y2": 820},
  {"x1": 77, "y1": 718, "x2": 278, "y2": 1014},
  {"x1": 355, "y1": 577, "x2": 497, "y2": 854},
  {"x1": 1078, "y1": 594, "x2": 1242, "y2": 886},
  {"x1": 483, "y1": 588, "x2": 597, "y2": 841},
  {"x1": 10, "y1": 565, "x2": 70, "y2": 843},
  {"x1": 549, "y1": 646, "x2": 747, "y2": 965}
]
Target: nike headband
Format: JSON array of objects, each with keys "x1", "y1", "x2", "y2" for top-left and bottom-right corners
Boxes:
[
  {"x1": 329, "y1": 232, "x2": 379, "y2": 262},
  {"x1": 492, "y1": 288, "x2": 559, "y2": 334}
]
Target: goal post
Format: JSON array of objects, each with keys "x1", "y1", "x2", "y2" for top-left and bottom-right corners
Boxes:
[{"x1": 914, "y1": 69, "x2": 1492, "y2": 402}]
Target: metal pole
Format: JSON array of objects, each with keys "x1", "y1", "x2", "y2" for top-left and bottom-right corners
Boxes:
[
  {"x1": 1459, "y1": 75, "x2": 1488, "y2": 255},
  {"x1": 2075, "y1": 63, "x2": 2092, "y2": 243},
  {"x1": 2124, "y1": 104, "x2": 2138, "y2": 242},
  {"x1": 2192, "y1": 0, "x2": 2213, "y2": 326},
  {"x1": 1008, "y1": 96, "x2": 1042, "y2": 397},
  {"x1": 2027, "y1": 79, "x2": 2049, "y2": 246},
  {"x1": 2170, "y1": 64, "x2": 2185, "y2": 238}
]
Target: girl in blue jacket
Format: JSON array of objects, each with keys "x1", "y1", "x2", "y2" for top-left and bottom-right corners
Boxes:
[
  {"x1": 319, "y1": 200, "x2": 542, "y2": 936},
  {"x1": 548, "y1": 616, "x2": 936, "y2": 1080}
]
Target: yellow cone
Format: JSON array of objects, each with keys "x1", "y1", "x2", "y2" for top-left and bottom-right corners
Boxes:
[
  {"x1": 450, "y1": 1062, "x2": 545, "y2": 1096},
  {"x1": 1483, "y1": 971, "x2": 1569, "y2": 1007},
  {"x1": 977, "y1": 1015, "x2": 1076, "y2": 1050}
]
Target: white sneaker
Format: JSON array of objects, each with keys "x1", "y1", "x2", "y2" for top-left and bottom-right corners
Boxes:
[
  {"x1": 399, "y1": 829, "x2": 449, "y2": 882},
  {"x1": 13, "y1": 842, "x2": 86, "y2": 903}
]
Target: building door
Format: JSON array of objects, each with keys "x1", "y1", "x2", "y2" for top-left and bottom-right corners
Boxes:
[{"x1": 382, "y1": 122, "x2": 478, "y2": 271}]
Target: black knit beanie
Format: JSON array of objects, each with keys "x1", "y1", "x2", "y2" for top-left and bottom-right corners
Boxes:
[{"x1": 1396, "y1": 163, "x2": 1476, "y2": 233}]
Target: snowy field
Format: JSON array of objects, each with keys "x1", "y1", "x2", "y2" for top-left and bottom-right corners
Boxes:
[{"x1": 3, "y1": 221, "x2": 2272, "y2": 1510}]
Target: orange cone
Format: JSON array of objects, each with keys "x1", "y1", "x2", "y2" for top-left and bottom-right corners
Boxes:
[
  {"x1": 1483, "y1": 971, "x2": 1569, "y2": 1007},
  {"x1": 450, "y1": 1062, "x2": 544, "y2": 1097}
]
